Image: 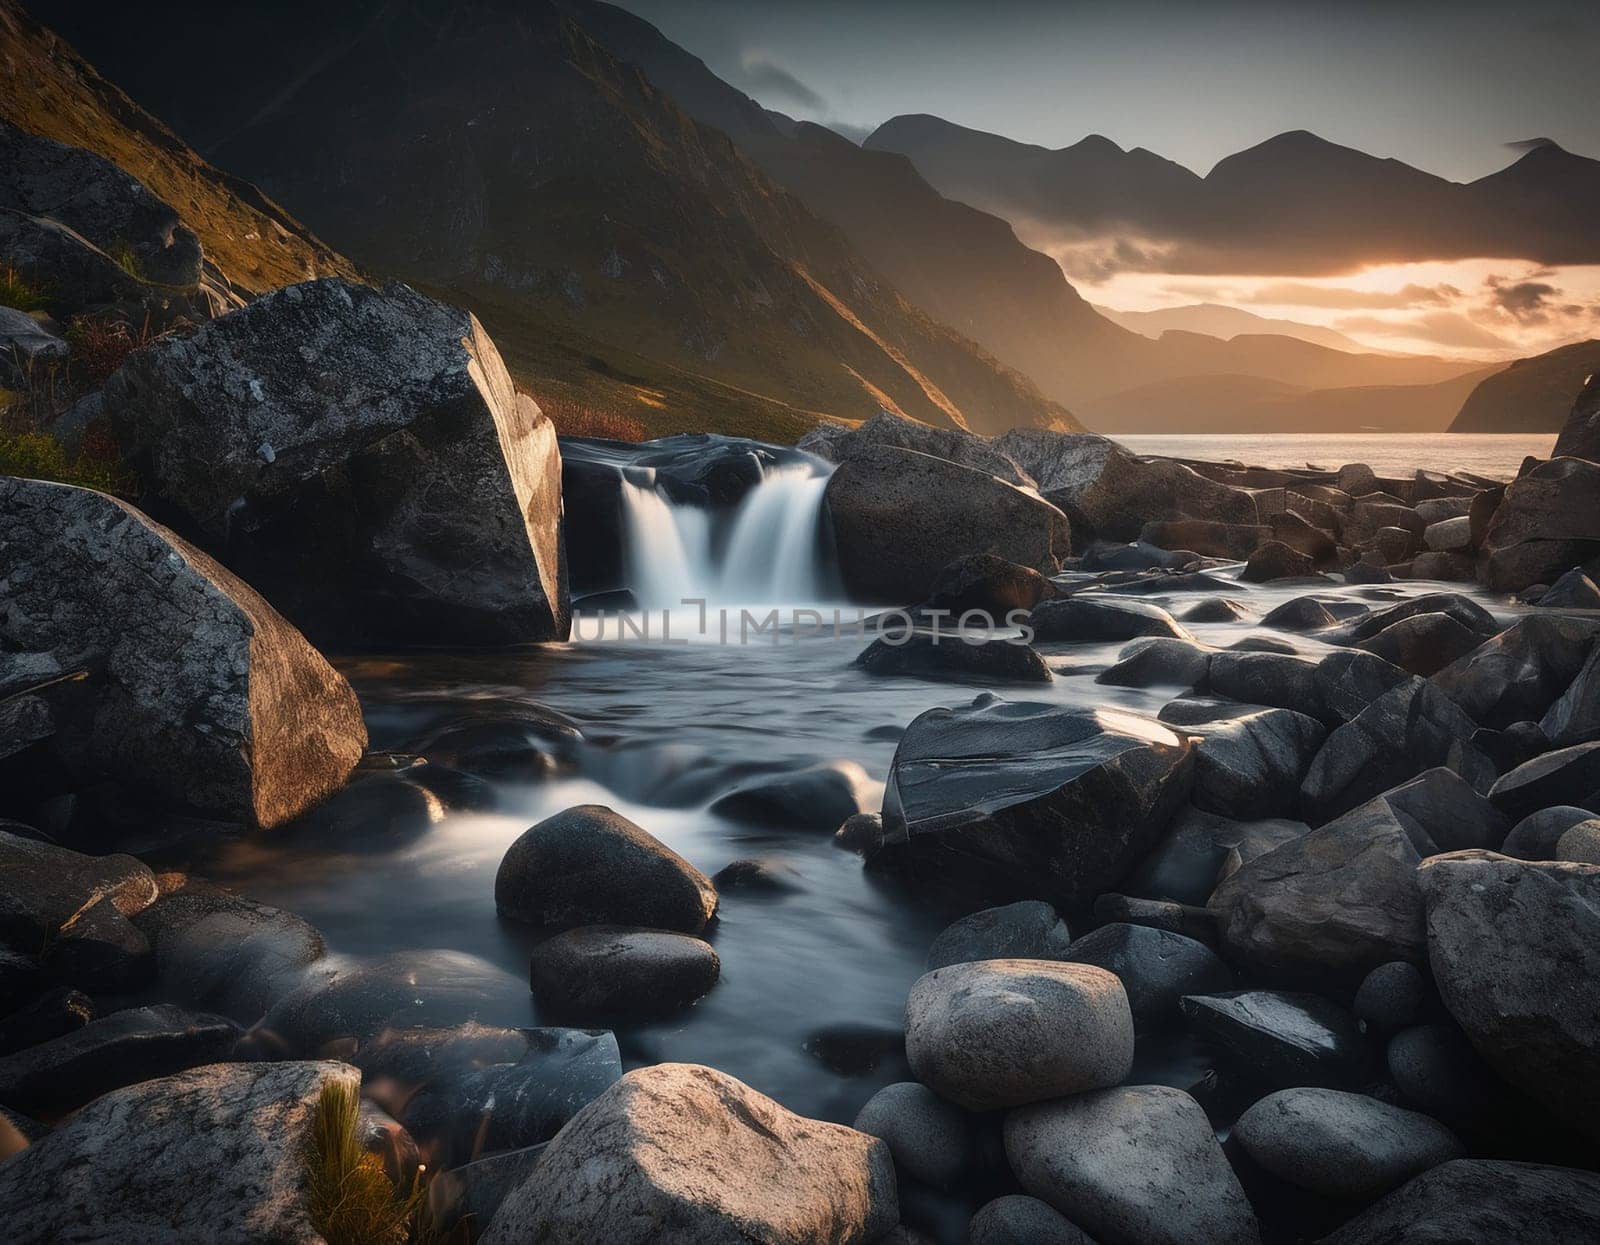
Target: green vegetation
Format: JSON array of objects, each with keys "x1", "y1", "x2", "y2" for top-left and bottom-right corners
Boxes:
[
  {"x1": 304, "y1": 1079, "x2": 428, "y2": 1245},
  {"x1": 0, "y1": 429, "x2": 131, "y2": 494},
  {"x1": 107, "y1": 242, "x2": 146, "y2": 283},
  {"x1": 0, "y1": 265, "x2": 48, "y2": 312}
]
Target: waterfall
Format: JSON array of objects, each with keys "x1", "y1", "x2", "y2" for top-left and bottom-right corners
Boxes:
[{"x1": 616, "y1": 462, "x2": 834, "y2": 609}]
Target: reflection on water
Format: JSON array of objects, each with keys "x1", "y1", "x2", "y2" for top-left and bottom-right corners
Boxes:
[{"x1": 1114, "y1": 432, "x2": 1555, "y2": 478}]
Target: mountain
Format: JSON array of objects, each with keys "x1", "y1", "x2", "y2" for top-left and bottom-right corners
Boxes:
[
  {"x1": 0, "y1": 0, "x2": 353, "y2": 295},
  {"x1": 867, "y1": 115, "x2": 1600, "y2": 275},
  {"x1": 1448, "y1": 339, "x2": 1600, "y2": 433},
  {"x1": 28, "y1": 0, "x2": 1076, "y2": 439},
  {"x1": 1095, "y1": 303, "x2": 1372, "y2": 353}
]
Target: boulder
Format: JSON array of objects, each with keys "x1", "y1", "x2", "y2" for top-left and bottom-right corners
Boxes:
[
  {"x1": 1554, "y1": 372, "x2": 1600, "y2": 462},
  {"x1": 495, "y1": 804, "x2": 717, "y2": 933},
  {"x1": 1188, "y1": 707, "x2": 1326, "y2": 819},
  {"x1": 811, "y1": 409, "x2": 1032, "y2": 484},
  {"x1": 416, "y1": 706, "x2": 584, "y2": 781},
  {"x1": 834, "y1": 812, "x2": 885, "y2": 854},
  {"x1": 103, "y1": 279, "x2": 569, "y2": 645},
  {"x1": 925, "y1": 552, "x2": 1054, "y2": 615},
  {"x1": 1386, "y1": 1024, "x2": 1505, "y2": 1129},
  {"x1": 1139, "y1": 519, "x2": 1269, "y2": 559},
  {"x1": 1208, "y1": 799, "x2": 1427, "y2": 978},
  {"x1": 0, "y1": 306, "x2": 67, "y2": 388},
  {"x1": 0, "y1": 479, "x2": 366, "y2": 828},
  {"x1": 712, "y1": 857, "x2": 803, "y2": 894},
  {"x1": 1539, "y1": 567, "x2": 1600, "y2": 608},
  {"x1": 1321, "y1": 1160, "x2": 1600, "y2": 1245},
  {"x1": 1179, "y1": 990, "x2": 1370, "y2": 1090},
  {"x1": 1259, "y1": 596, "x2": 1340, "y2": 631},
  {"x1": 1408, "y1": 551, "x2": 1477, "y2": 581},
  {"x1": 1005, "y1": 1085, "x2": 1261, "y2": 1245},
  {"x1": 903, "y1": 960, "x2": 1132, "y2": 1110},
  {"x1": 0, "y1": 828, "x2": 157, "y2": 972},
  {"x1": 0, "y1": 987, "x2": 93, "y2": 1058},
  {"x1": 1488, "y1": 742, "x2": 1600, "y2": 821},
  {"x1": 877, "y1": 697, "x2": 1194, "y2": 907},
  {"x1": 854, "y1": 632, "x2": 1053, "y2": 684},
  {"x1": 1432, "y1": 615, "x2": 1600, "y2": 728},
  {"x1": 1365, "y1": 767, "x2": 1509, "y2": 854},
  {"x1": 1423, "y1": 515, "x2": 1472, "y2": 552},
  {"x1": 1356, "y1": 613, "x2": 1485, "y2": 677},
  {"x1": 925, "y1": 900, "x2": 1072, "y2": 970},
  {"x1": 1478, "y1": 457, "x2": 1600, "y2": 591},
  {"x1": 710, "y1": 761, "x2": 875, "y2": 830},
  {"x1": 1064, "y1": 923, "x2": 1231, "y2": 1031},
  {"x1": 0, "y1": 1060, "x2": 354, "y2": 1243},
  {"x1": 0, "y1": 1004, "x2": 240, "y2": 1116},
  {"x1": 1353, "y1": 961, "x2": 1432, "y2": 1036},
  {"x1": 0, "y1": 211, "x2": 152, "y2": 317},
  {"x1": 480, "y1": 1063, "x2": 898, "y2": 1245},
  {"x1": 1542, "y1": 643, "x2": 1600, "y2": 747},
  {"x1": 1269, "y1": 510, "x2": 1340, "y2": 564},
  {"x1": 1233, "y1": 1088, "x2": 1463, "y2": 1203},
  {"x1": 967, "y1": 1196, "x2": 1094, "y2": 1245},
  {"x1": 825, "y1": 443, "x2": 1070, "y2": 602},
  {"x1": 1029, "y1": 596, "x2": 1191, "y2": 642},
  {"x1": 1338, "y1": 464, "x2": 1379, "y2": 496},
  {"x1": 1242, "y1": 540, "x2": 1319, "y2": 582},
  {"x1": 1501, "y1": 805, "x2": 1598, "y2": 860},
  {"x1": 1125, "y1": 805, "x2": 1305, "y2": 905},
  {"x1": 1097, "y1": 636, "x2": 1214, "y2": 689},
  {"x1": 1068, "y1": 453, "x2": 1261, "y2": 544},
  {"x1": 1556, "y1": 822, "x2": 1600, "y2": 862},
  {"x1": 530, "y1": 925, "x2": 719, "y2": 1020},
  {"x1": 852, "y1": 1081, "x2": 970, "y2": 1188},
  {"x1": 1181, "y1": 597, "x2": 1252, "y2": 623},
  {"x1": 1093, "y1": 894, "x2": 1217, "y2": 944},
  {"x1": 1418, "y1": 850, "x2": 1600, "y2": 1140}
]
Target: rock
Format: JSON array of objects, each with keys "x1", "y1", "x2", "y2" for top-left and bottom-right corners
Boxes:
[
  {"x1": 813, "y1": 409, "x2": 1033, "y2": 484},
  {"x1": 878, "y1": 697, "x2": 1194, "y2": 907},
  {"x1": 42, "y1": 893, "x2": 152, "y2": 992},
  {"x1": 0, "y1": 829, "x2": 157, "y2": 975},
  {"x1": 967, "y1": 1195, "x2": 1094, "y2": 1245},
  {"x1": 1343, "y1": 560, "x2": 1394, "y2": 585},
  {"x1": 1299, "y1": 680, "x2": 1492, "y2": 823},
  {"x1": 1203, "y1": 649, "x2": 1408, "y2": 730},
  {"x1": 1338, "y1": 464, "x2": 1379, "y2": 496},
  {"x1": 825, "y1": 443, "x2": 1070, "y2": 602},
  {"x1": 1540, "y1": 567, "x2": 1600, "y2": 609},
  {"x1": 1209, "y1": 798, "x2": 1427, "y2": 978},
  {"x1": 0, "y1": 1059, "x2": 353, "y2": 1242},
  {"x1": 1501, "y1": 805, "x2": 1598, "y2": 860},
  {"x1": 1415, "y1": 497, "x2": 1473, "y2": 526},
  {"x1": 1408, "y1": 551, "x2": 1477, "y2": 581},
  {"x1": 1432, "y1": 615, "x2": 1600, "y2": 728},
  {"x1": 926, "y1": 553, "x2": 1054, "y2": 615},
  {"x1": 1259, "y1": 596, "x2": 1339, "y2": 631},
  {"x1": 480, "y1": 1063, "x2": 898, "y2": 1245},
  {"x1": 1320, "y1": 1159, "x2": 1600, "y2": 1244},
  {"x1": 1125, "y1": 805, "x2": 1305, "y2": 905},
  {"x1": 1093, "y1": 894, "x2": 1217, "y2": 944},
  {"x1": 1181, "y1": 597, "x2": 1252, "y2": 623},
  {"x1": 1242, "y1": 541, "x2": 1319, "y2": 582},
  {"x1": 1269, "y1": 510, "x2": 1340, "y2": 565},
  {"x1": 1067, "y1": 453, "x2": 1262, "y2": 544},
  {"x1": 1472, "y1": 721, "x2": 1550, "y2": 774},
  {"x1": 904, "y1": 960, "x2": 1132, "y2": 1110},
  {"x1": 530, "y1": 926, "x2": 719, "y2": 1020},
  {"x1": 925, "y1": 901, "x2": 1072, "y2": 970},
  {"x1": 103, "y1": 279, "x2": 569, "y2": 645},
  {"x1": 1555, "y1": 822, "x2": 1600, "y2": 862},
  {"x1": 835, "y1": 812, "x2": 884, "y2": 854},
  {"x1": 1423, "y1": 515, "x2": 1472, "y2": 552},
  {"x1": 800, "y1": 1024, "x2": 905, "y2": 1076},
  {"x1": 1555, "y1": 372, "x2": 1600, "y2": 461},
  {"x1": 1311, "y1": 650, "x2": 1418, "y2": 726},
  {"x1": 0, "y1": 306, "x2": 67, "y2": 387},
  {"x1": 0, "y1": 479, "x2": 366, "y2": 828},
  {"x1": 712, "y1": 857, "x2": 803, "y2": 893},
  {"x1": 427, "y1": 1145, "x2": 545, "y2": 1240},
  {"x1": 1418, "y1": 850, "x2": 1600, "y2": 1139},
  {"x1": 1367, "y1": 767, "x2": 1509, "y2": 854},
  {"x1": 1478, "y1": 457, "x2": 1600, "y2": 591},
  {"x1": 1005, "y1": 1085, "x2": 1260, "y2": 1245},
  {"x1": 0, "y1": 1003, "x2": 240, "y2": 1116},
  {"x1": 1139, "y1": 519, "x2": 1269, "y2": 559},
  {"x1": 495, "y1": 804, "x2": 717, "y2": 932},
  {"x1": 1354, "y1": 962, "x2": 1432, "y2": 1036},
  {"x1": 416, "y1": 707, "x2": 584, "y2": 781},
  {"x1": 1097, "y1": 636, "x2": 1213, "y2": 689},
  {"x1": 1179, "y1": 990, "x2": 1370, "y2": 1090},
  {"x1": 1542, "y1": 642, "x2": 1600, "y2": 747},
  {"x1": 242, "y1": 949, "x2": 527, "y2": 1059},
  {"x1": 855, "y1": 632, "x2": 1053, "y2": 684},
  {"x1": 1340, "y1": 591, "x2": 1497, "y2": 646},
  {"x1": 1386, "y1": 1024, "x2": 1503, "y2": 1127},
  {"x1": 852, "y1": 1081, "x2": 970, "y2": 1188},
  {"x1": 282, "y1": 772, "x2": 446, "y2": 851},
  {"x1": 1029, "y1": 596, "x2": 1191, "y2": 642},
  {"x1": 1189, "y1": 707, "x2": 1327, "y2": 819},
  {"x1": 1488, "y1": 742, "x2": 1600, "y2": 821},
  {"x1": 710, "y1": 761, "x2": 875, "y2": 830},
  {"x1": 1064, "y1": 923, "x2": 1231, "y2": 1031},
  {"x1": 1357, "y1": 613, "x2": 1485, "y2": 677},
  {"x1": 1233, "y1": 1088, "x2": 1464, "y2": 1202},
  {"x1": 0, "y1": 987, "x2": 94, "y2": 1058}
]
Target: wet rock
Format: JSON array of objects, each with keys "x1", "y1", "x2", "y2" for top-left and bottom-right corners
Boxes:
[
  {"x1": 1181, "y1": 597, "x2": 1252, "y2": 623},
  {"x1": 1472, "y1": 721, "x2": 1550, "y2": 774},
  {"x1": 1006, "y1": 1085, "x2": 1260, "y2": 1245},
  {"x1": 1356, "y1": 613, "x2": 1485, "y2": 677},
  {"x1": 1064, "y1": 923, "x2": 1231, "y2": 1031},
  {"x1": 1501, "y1": 805, "x2": 1597, "y2": 860},
  {"x1": 1418, "y1": 850, "x2": 1600, "y2": 1140},
  {"x1": 1320, "y1": 1159, "x2": 1600, "y2": 1244},
  {"x1": 1408, "y1": 551, "x2": 1477, "y2": 581},
  {"x1": 1092, "y1": 894, "x2": 1218, "y2": 944},
  {"x1": 855, "y1": 632, "x2": 1053, "y2": 684},
  {"x1": 1189, "y1": 706, "x2": 1326, "y2": 819},
  {"x1": 904, "y1": 960, "x2": 1132, "y2": 1110},
  {"x1": 853, "y1": 1081, "x2": 970, "y2": 1188},
  {"x1": 1125, "y1": 805, "x2": 1304, "y2": 905},
  {"x1": 1354, "y1": 962, "x2": 1432, "y2": 1036},
  {"x1": 1343, "y1": 560, "x2": 1394, "y2": 585},
  {"x1": 926, "y1": 553, "x2": 1054, "y2": 615},
  {"x1": 878, "y1": 698, "x2": 1194, "y2": 907},
  {"x1": 1096, "y1": 636, "x2": 1213, "y2": 688},
  {"x1": 967, "y1": 1195, "x2": 1094, "y2": 1245},
  {"x1": 1233, "y1": 1088, "x2": 1463, "y2": 1202},
  {"x1": 1386, "y1": 1024, "x2": 1503, "y2": 1128},
  {"x1": 925, "y1": 901, "x2": 1071, "y2": 970},
  {"x1": 1029, "y1": 596, "x2": 1191, "y2": 642},
  {"x1": 1479, "y1": 457, "x2": 1600, "y2": 591},
  {"x1": 801, "y1": 1025, "x2": 905, "y2": 1077},
  {"x1": 1367, "y1": 767, "x2": 1509, "y2": 854},
  {"x1": 1488, "y1": 741, "x2": 1600, "y2": 821},
  {"x1": 41, "y1": 892, "x2": 153, "y2": 993},
  {"x1": 1311, "y1": 649, "x2": 1418, "y2": 726},
  {"x1": 826, "y1": 442, "x2": 1071, "y2": 602},
  {"x1": 1432, "y1": 615, "x2": 1600, "y2": 728},
  {"x1": 0, "y1": 1003, "x2": 240, "y2": 1116},
  {"x1": 530, "y1": 926, "x2": 719, "y2": 1021},
  {"x1": 711, "y1": 761, "x2": 876, "y2": 830},
  {"x1": 495, "y1": 804, "x2": 717, "y2": 933},
  {"x1": 416, "y1": 708, "x2": 584, "y2": 780},
  {"x1": 480, "y1": 1063, "x2": 898, "y2": 1245},
  {"x1": 427, "y1": 1144, "x2": 545, "y2": 1240},
  {"x1": 1242, "y1": 541, "x2": 1319, "y2": 582},
  {"x1": 0, "y1": 480, "x2": 366, "y2": 828},
  {"x1": 1269, "y1": 510, "x2": 1340, "y2": 565},
  {"x1": 1179, "y1": 990, "x2": 1370, "y2": 1090},
  {"x1": 1202, "y1": 649, "x2": 1411, "y2": 731},
  {"x1": 283, "y1": 773, "x2": 445, "y2": 851},
  {"x1": 1540, "y1": 567, "x2": 1600, "y2": 609},
  {"x1": 1139, "y1": 519, "x2": 1269, "y2": 559},
  {"x1": 834, "y1": 812, "x2": 885, "y2": 854},
  {"x1": 1542, "y1": 643, "x2": 1600, "y2": 747},
  {"x1": 1259, "y1": 596, "x2": 1339, "y2": 631},
  {"x1": 0, "y1": 987, "x2": 94, "y2": 1058},
  {"x1": 712, "y1": 857, "x2": 803, "y2": 893}
]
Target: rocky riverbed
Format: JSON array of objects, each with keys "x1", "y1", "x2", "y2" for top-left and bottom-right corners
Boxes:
[{"x1": 5, "y1": 254, "x2": 1600, "y2": 1241}]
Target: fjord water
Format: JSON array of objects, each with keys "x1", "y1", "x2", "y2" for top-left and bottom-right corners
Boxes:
[{"x1": 1115, "y1": 432, "x2": 1555, "y2": 477}]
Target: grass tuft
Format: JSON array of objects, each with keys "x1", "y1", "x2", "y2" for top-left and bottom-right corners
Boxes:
[
  {"x1": 0, "y1": 265, "x2": 49, "y2": 312},
  {"x1": 305, "y1": 1079, "x2": 423, "y2": 1245},
  {"x1": 107, "y1": 242, "x2": 147, "y2": 283}
]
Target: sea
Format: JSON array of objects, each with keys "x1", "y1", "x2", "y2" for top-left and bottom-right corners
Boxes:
[{"x1": 1112, "y1": 432, "x2": 1557, "y2": 480}]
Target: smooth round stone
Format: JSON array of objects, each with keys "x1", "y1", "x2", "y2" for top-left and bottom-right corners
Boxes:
[
  {"x1": 1556, "y1": 822, "x2": 1600, "y2": 863},
  {"x1": 904, "y1": 960, "x2": 1132, "y2": 1111},
  {"x1": 925, "y1": 901, "x2": 1072, "y2": 970},
  {"x1": 530, "y1": 926, "x2": 719, "y2": 1020},
  {"x1": 1386, "y1": 1024, "x2": 1501, "y2": 1126},
  {"x1": 852, "y1": 1081, "x2": 970, "y2": 1188},
  {"x1": 711, "y1": 857, "x2": 803, "y2": 893},
  {"x1": 1353, "y1": 961, "x2": 1431, "y2": 1036},
  {"x1": 1064, "y1": 922, "x2": 1231, "y2": 1031},
  {"x1": 1233, "y1": 1087, "x2": 1465, "y2": 1202},
  {"x1": 834, "y1": 812, "x2": 884, "y2": 854},
  {"x1": 1502, "y1": 806, "x2": 1597, "y2": 861},
  {"x1": 968, "y1": 1194, "x2": 1095, "y2": 1245}
]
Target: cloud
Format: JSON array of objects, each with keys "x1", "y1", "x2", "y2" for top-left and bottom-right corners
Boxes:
[
  {"x1": 737, "y1": 51, "x2": 826, "y2": 111},
  {"x1": 1243, "y1": 282, "x2": 1458, "y2": 310},
  {"x1": 1333, "y1": 312, "x2": 1515, "y2": 351},
  {"x1": 1504, "y1": 136, "x2": 1560, "y2": 154},
  {"x1": 1486, "y1": 276, "x2": 1559, "y2": 324}
]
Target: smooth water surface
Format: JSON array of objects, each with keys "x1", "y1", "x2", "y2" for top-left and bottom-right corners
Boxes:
[{"x1": 1114, "y1": 432, "x2": 1555, "y2": 478}]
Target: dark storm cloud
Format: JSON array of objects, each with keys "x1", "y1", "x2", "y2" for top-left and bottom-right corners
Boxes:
[
  {"x1": 1487, "y1": 277, "x2": 1559, "y2": 323},
  {"x1": 737, "y1": 52, "x2": 826, "y2": 111}
]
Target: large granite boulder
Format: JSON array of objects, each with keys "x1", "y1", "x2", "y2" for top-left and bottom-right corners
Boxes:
[
  {"x1": 805, "y1": 409, "x2": 1032, "y2": 484},
  {"x1": 1478, "y1": 457, "x2": 1600, "y2": 591},
  {"x1": 1005, "y1": 1085, "x2": 1261, "y2": 1245},
  {"x1": 1432, "y1": 615, "x2": 1600, "y2": 729},
  {"x1": 877, "y1": 697, "x2": 1194, "y2": 907},
  {"x1": 0, "y1": 1060, "x2": 353, "y2": 1243},
  {"x1": 0, "y1": 829, "x2": 157, "y2": 978},
  {"x1": 1554, "y1": 372, "x2": 1600, "y2": 462},
  {"x1": 480, "y1": 1063, "x2": 898, "y2": 1244},
  {"x1": 1322, "y1": 1160, "x2": 1600, "y2": 1244},
  {"x1": 851, "y1": 1081, "x2": 971, "y2": 1188},
  {"x1": 1029, "y1": 596, "x2": 1191, "y2": 643},
  {"x1": 824, "y1": 443, "x2": 1070, "y2": 602},
  {"x1": 529, "y1": 925, "x2": 720, "y2": 1020},
  {"x1": 1544, "y1": 643, "x2": 1600, "y2": 747},
  {"x1": 0, "y1": 479, "x2": 366, "y2": 829},
  {"x1": 1488, "y1": 742, "x2": 1600, "y2": 821},
  {"x1": 0, "y1": 209, "x2": 153, "y2": 316},
  {"x1": 103, "y1": 278, "x2": 568, "y2": 646},
  {"x1": 1180, "y1": 990, "x2": 1371, "y2": 1090},
  {"x1": 1187, "y1": 707, "x2": 1327, "y2": 819},
  {"x1": 1064, "y1": 923, "x2": 1231, "y2": 1031},
  {"x1": 1068, "y1": 454, "x2": 1262, "y2": 544},
  {"x1": 1418, "y1": 850, "x2": 1600, "y2": 1140},
  {"x1": 924, "y1": 900, "x2": 1073, "y2": 969}
]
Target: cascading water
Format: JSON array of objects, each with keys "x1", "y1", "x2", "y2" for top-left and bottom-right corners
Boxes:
[{"x1": 617, "y1": 461, "x2": 835, "y2": 610}]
